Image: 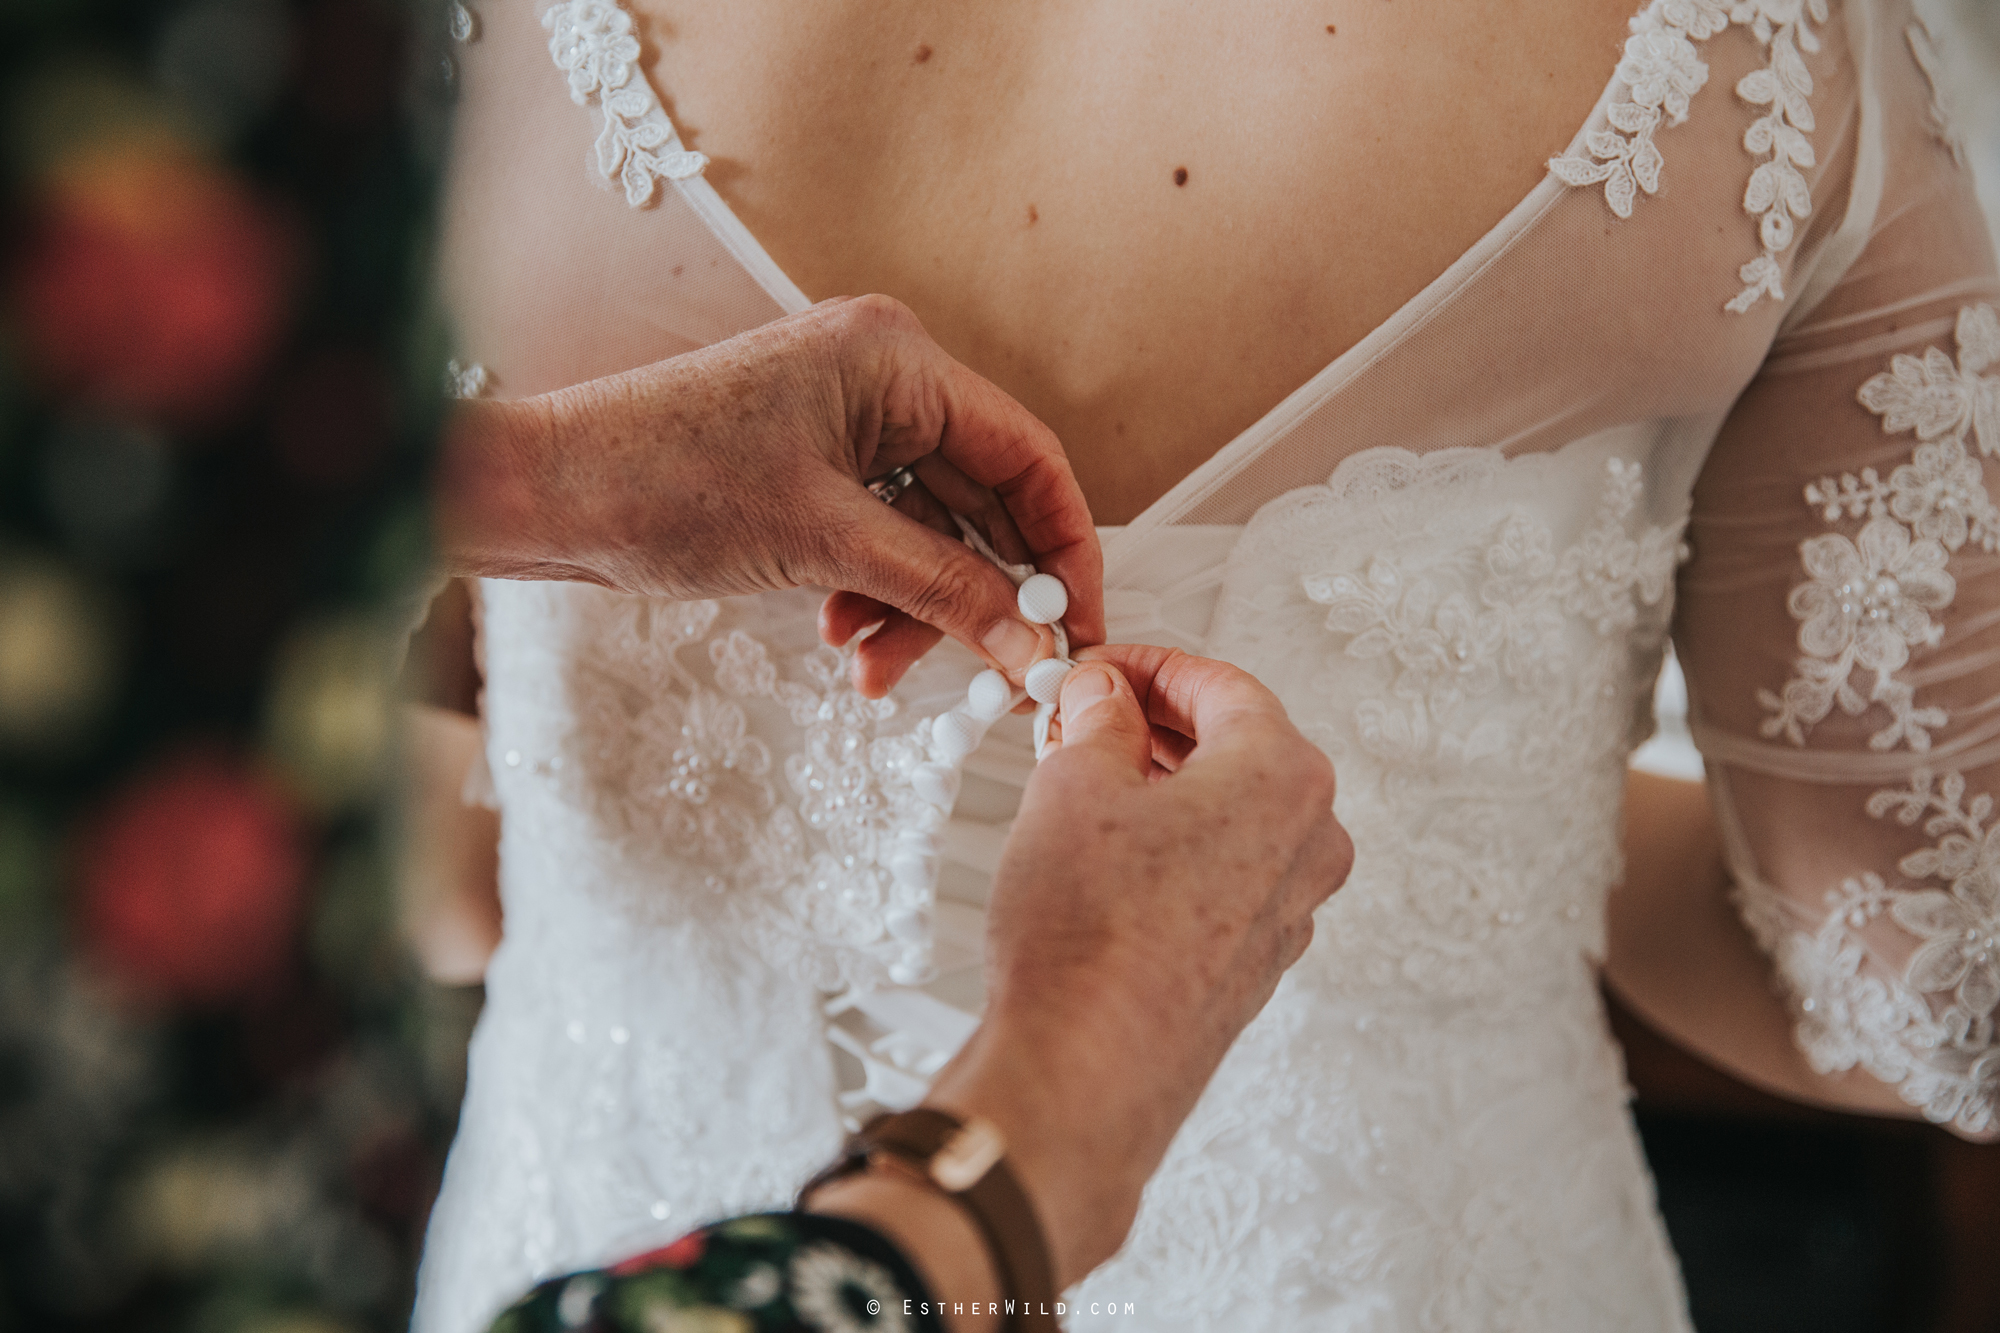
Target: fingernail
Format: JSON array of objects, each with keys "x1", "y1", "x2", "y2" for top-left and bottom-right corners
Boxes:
[
  {"x1": 982, "y1": 619, "x2": 1042, "y2": 672},
  {"x1": 1061, "y1": 664, "x2": 1116, "y2": 722}
]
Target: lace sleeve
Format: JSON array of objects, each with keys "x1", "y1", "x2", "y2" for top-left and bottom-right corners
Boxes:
[{"x1": 1673, "y1": 2, "x2": 2000, "y2": 1138}]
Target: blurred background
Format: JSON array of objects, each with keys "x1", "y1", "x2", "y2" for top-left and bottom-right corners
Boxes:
[
  {"x1": 0, "y1": 1, "x2": 1995, "y2": 1331},
  {"x1": 0, "y1": 0, "x2": 459, "y2": 1329}
]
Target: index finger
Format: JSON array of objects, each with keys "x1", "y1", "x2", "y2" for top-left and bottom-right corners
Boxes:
[{"x1": 924, "y1": 359, "x2": 1106, "y2": 646}]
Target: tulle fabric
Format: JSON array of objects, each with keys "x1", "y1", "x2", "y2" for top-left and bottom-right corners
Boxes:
[{"x1": 1673, "y1": 6, "x2": 2000, "y2": 1132}]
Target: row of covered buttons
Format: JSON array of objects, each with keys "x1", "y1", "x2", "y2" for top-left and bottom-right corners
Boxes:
[{"x1": 882, "y1": 572, "x2": 1074, "y2": 984}]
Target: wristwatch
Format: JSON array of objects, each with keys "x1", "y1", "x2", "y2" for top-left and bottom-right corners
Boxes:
[{"x1": 798, "y1": 1108, "x2": 1058, "y2": 1330}]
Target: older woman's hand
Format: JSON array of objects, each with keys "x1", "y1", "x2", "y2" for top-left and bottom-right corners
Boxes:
[
  {"x1": 495, "y1": 646, "x2": 1350, "y2": 1333},
  {"x1": 435, "y1": 295, "x2": 1101, "y2": 695},
  {"x1": 914, "y1": 645, "x2": 1353, "y2": 1289}
]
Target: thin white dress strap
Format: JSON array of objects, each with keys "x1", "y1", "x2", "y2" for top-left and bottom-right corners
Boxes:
[{"x1": 540, "y1": 0, "x2": 810, "y2": 314}]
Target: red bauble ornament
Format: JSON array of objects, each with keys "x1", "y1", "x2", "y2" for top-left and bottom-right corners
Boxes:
[
  {"x1": 78, "y1": 748, "x2": 309, "y2": 1005},
  {"x1": 13, "y1": 150, "x2": 295, "y2": 426}
]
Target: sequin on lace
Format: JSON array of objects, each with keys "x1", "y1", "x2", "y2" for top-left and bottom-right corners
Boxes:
[{"x1": 497, "y1": 593, "x2": 945, "y2": 991}]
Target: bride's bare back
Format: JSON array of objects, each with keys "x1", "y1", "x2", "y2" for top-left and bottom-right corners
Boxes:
[{"x1": 446, "y1": 0, "x2": 1635, "y2": 520}]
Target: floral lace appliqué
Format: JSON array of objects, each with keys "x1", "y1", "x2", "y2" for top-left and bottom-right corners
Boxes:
[
  {"x1": 1739, "y1": 767, "x2": 2000, "y2": 1135},
  {"x1": 709, "y1": 629, "x2": 945, "y2": 989},
  {"x1": 1547, "y1": 0, "x2": 1829, "y2": 314},
  {"x1": 441, "y1": 1, "x2": 476, "y2": 84},
  {"x1": 1761, "y1": 305, "x2": 2000, "y2": 750},
  {"x1": 543, "y1": 0, "x2": 707, "y2": 207},
  {"x1": 1906, "y1": 15, "x2": 1968, "y2": 168},
  {"x1": 521, "y1": 596, "x2": 943, "y2": 990},
  {"x1": 445, "y1": 359, "x2": 488, "y2": 399},
  {"x1": 1306, "y1": 458, "x2": 1685, "y2": 775}
]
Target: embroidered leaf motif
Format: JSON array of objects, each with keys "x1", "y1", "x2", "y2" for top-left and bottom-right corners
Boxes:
[
  {"x1": 1906, "y1": 18, "x2": 1968, "y2": 167},
  {"x1": 1960, "y1": 305, "x2": 2000, "y2": 376},
  {"x1": 1742, "y1": 161, "x2": 1780, "y2": 213},
  {"x1": 1660, "y1": 0, "x2": 1732, "y2": 39},
  {"x1": 1548, "y1": 155, "x2": 1616, "y2": 189},
  {"x1": 594, "y1": 116, "x2": 626, "y2": 178},
  {"x1": 1737, "y1": 67, "x2": 1780, "y2": 106},
  {"x1": 1724, "y1": 255, "x2": 1784, "y2": 314},
  {"x1": 544, "y1": 0, "x2": 708, "y2": 208},
  {"x1": 1745, "y1": 114, "x2": 1814, "y2": 167},
  {"x1": 1548, "y1": 0, "x2": 1828, "y2": 313}
]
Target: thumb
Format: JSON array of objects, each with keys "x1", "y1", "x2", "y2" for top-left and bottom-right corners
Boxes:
[
  {"x1": 1043, "y1": 662, "x2": 1151, "y2": 779},
  {"x1": 823, "y1": 487, "x2": 1050, "y2": 678}
]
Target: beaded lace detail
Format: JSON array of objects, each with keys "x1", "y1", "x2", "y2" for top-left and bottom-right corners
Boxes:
[
  {"x1": 488, "y1": 591, "x2": 946, "y2": 991},
  {"x1": 1736, "y1": 766, "x2": 2000, "y2": 1133},
  {"x1": 1761, "y1": 305, "x2": 2000, "y2": 751},
  {"x1": 1547, "y1": 0, "x2": 1829, "y2": 313},
  {"x1": 543, "y1": 0, "x2": 707, "y2": 206},
  {"x1": 1306, "y1": 457, "x2": 1683, "y2": 778},
  {"x1": 1734, "y1": 307, "x2": 2000, "y2": 1138}
]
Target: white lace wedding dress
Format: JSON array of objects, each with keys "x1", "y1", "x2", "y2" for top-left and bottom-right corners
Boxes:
[{"x1": 414, "y1": 1, "x2": 2000, "y2": 1329}]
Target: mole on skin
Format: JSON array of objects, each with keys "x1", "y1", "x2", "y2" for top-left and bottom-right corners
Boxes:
[
  {"x1": 913, "y1": 43, "x2": 933, "y2": 63},
  {"x1": 1173, "y1": 166, "x2": 1188, "y2": 186},
  {"x1": 1027, "y1": 203, "x2": 1039, "y2": 224}
]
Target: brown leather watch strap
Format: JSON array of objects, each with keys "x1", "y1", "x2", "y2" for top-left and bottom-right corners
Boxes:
[{"x1": 798, "y1": 1109, "x2": 1058, "y2": 1331}]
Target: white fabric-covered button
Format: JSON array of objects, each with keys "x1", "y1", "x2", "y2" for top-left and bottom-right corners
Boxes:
[
  {"x1": 885, "y1": 906, "x2": 930, "y2": 941},
  {"x1": 965, "y1": 669, "x2": 1013, "y2": 720},
  {"x1": 1017, "y1": 573, "x2": 1068, "y2": 625},
  {"x1": 910, "y1": 762, "x2": 959, "y2": 808},
  {"x1": 1025, "y1": 658, "x2": 1072, "y2": 704},
  {"x1": 889, "y1": 845, "x2": 938, "y2": 889},
  {"x1": 930, "y1": 710, "x2": 981, "y2": 762}
]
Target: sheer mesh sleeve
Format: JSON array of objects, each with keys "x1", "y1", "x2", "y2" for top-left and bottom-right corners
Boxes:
[{"x1": 1675, "y1": 1, "x2": 2000, "y2": 1137}]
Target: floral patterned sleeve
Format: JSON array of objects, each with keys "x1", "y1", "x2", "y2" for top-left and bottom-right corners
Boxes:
[
  {"x1": 1669, "y1": 0, "x2": 2000, "y2": 1137},
  {"x1": 488, "y1": 1213, "x2": 946, "y2": 1333}
]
